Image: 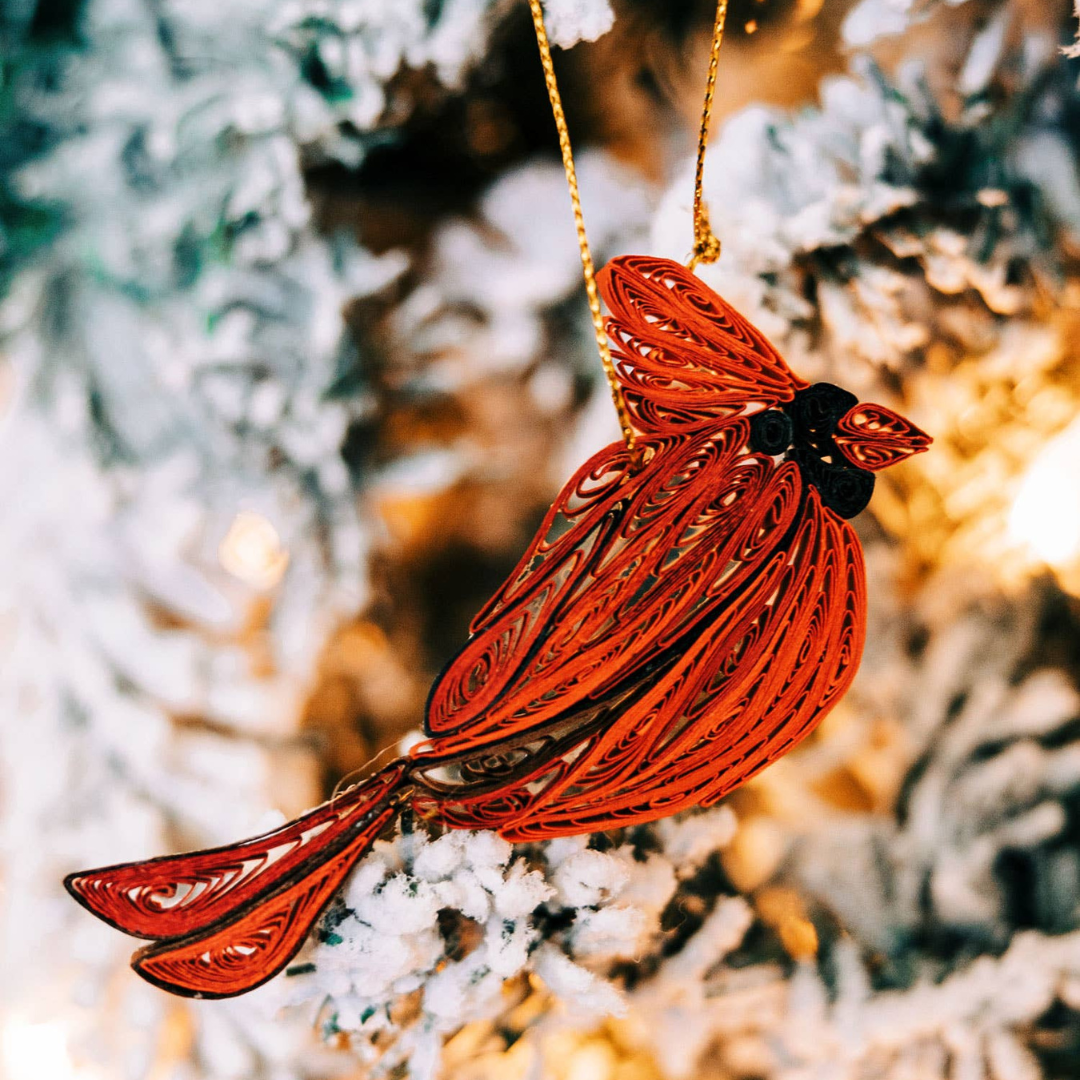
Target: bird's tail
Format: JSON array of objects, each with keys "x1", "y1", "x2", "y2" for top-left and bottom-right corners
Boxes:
[{"x1": 64, "y1": 761, "x2": 411, "y2": 998}]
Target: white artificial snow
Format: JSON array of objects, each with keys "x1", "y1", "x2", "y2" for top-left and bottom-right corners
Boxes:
[
  {"x1": 290, "y1": 812, "x2": 739, "y2": 1072},
  {"x1": 543, "y1": 0, "x2": 615, "y2": 48},
  {"x1": 843, "y1": 0, "x2": 975, "y2": 47}
]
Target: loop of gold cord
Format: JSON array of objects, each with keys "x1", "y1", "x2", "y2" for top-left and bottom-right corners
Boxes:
[
  {"x1": 526, "y1": 0, "x2": 729, "y2": 452},
  {"x1": 526, "y1": 0, "x2": 638, "y2": 459},
  {"x1": 689, "y1": 0, "x2": 729, "y2": 270}
]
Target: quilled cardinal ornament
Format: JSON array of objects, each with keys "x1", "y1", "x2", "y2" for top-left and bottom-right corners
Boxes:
[{"x1": 65, "y1": 2, "x2": 931, "y2": 1003}]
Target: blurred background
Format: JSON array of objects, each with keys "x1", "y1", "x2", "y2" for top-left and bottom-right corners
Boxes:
[{"x1": 2, "y1": 0, "x2": 1080, "y2": 1077}]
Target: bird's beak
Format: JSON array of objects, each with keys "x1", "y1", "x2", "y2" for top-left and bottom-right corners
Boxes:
[{"x1": 833, "y1": 403, "x2": 931, "y2": 472}]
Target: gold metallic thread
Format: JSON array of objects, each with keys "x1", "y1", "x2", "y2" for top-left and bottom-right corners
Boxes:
[
  {"x1": 526, "y1": 0, "x2": 730, "y2": 454},
  {"x1": 689, "y1": 0, "x2": 729, "y2": 270},
  {"x1": 527, "y1": 0, "x2": 637, "y2": 459}
]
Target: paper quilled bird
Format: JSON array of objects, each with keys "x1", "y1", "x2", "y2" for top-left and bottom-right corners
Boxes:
[{"x1": 66, "y1": 255, "x2": 931, "y2": 999}]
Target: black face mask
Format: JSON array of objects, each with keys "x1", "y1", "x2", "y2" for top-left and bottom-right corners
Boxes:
[{"x1": 747, "y1": 383, "x2": 875, "y2": 520}]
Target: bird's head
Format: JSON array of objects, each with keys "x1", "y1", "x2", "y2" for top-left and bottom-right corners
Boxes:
[{"x1": 749, "y1": 383, "x2": 932, "y2": 519}]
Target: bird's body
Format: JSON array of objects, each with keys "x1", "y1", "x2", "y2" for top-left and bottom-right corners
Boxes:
[{"x1": 66, "y1": 256, "x2": 930, "y2": 999}]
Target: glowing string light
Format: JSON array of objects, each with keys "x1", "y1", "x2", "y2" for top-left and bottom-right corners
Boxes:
[
  {"x1": 1008, "y1": 417, "x2": 1080, "y2": 569},
  {"x1": 218, "y1": 510, "x2": 289, "y2": 590}
]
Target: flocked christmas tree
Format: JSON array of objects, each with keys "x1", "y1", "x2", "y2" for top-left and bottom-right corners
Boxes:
[{"x1": 2, "y1": 0, "x2": 1080, "y2": 1078}]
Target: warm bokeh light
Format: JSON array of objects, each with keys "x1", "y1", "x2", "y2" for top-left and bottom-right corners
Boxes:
[
  {"x1": 218, "y1": 510, "x2": 290, "y2": 590},
  {"x1": 2, "y1": 1016, "x2": 84, "y2": 1080},
  {"x1": 1008, "y1": 417, "x2": 1080, "y2": 570}
]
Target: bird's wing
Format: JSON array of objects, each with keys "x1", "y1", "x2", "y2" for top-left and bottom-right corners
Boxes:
[
  {"x1": 598, "y1": 255, "x2": 807, "y2": 435},
  {"x1": 489, "y1": 489, "x2": 866, "y2": 837},
  {"x1": 424, "y1": 465, "x2": 867, "y2": 837},
  {"x1": 423, "y1": 419, "x2": 786, "y2": 747},
  {"x1": 422, "y1": 260, "x2": 817, "y2": 763}
]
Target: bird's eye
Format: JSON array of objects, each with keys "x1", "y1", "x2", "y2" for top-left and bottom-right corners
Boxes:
[{"x1": 749, "y1": 409, "x2": 793, "y2": 455}]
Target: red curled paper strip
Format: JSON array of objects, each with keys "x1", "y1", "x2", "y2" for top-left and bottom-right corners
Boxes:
[
  {"x1": 65, "y1": 764, "x2": 408, "y2": 942},
  {"x1": 67, "y1": 255, "x2": 929, "y2": 999},
  {"x1": 834, "y1": 402, "x2": 931, "y2": 471}
]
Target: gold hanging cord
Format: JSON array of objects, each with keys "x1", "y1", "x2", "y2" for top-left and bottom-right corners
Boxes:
[
  {"x1": 526, "y1": 0, "x2": 637, "y2": 458},
  {"x1": 526, "y1": 0, "x2": 730, "y2": 454},
  {"x1": 689, "y1": 0, "x2": 729, "y2": 270}
]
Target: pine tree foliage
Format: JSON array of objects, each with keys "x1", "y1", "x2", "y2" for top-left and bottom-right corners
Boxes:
[{"x1": 2, "y1": 0, "x2": 1080, "y2": 1078}]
